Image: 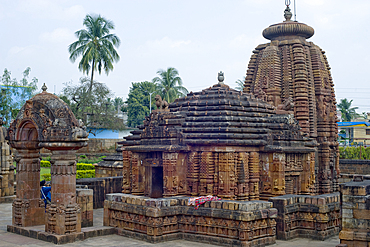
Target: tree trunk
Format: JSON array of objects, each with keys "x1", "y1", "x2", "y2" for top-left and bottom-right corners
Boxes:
[{"x1": 89, "y1": 59, "x2": 95, "y2": 95}]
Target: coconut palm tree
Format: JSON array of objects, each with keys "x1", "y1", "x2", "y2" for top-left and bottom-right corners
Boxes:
[
  {"x1": 235, "y1": 77, "x2": 246, "y2": 91},
  {"x1": 68, "y1": 14, "x2": 120, "y2": 94},
  {"x1": 152, "y1": 67, "x2": 188, "y2": 103},
  {"x1": 337, "y1": 98, "x2": 359, "y2": 122}
]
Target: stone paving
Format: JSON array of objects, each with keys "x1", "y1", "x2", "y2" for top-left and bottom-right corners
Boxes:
[{"x1": 0, "y1": 203, "x2": 340, "y2": 246}]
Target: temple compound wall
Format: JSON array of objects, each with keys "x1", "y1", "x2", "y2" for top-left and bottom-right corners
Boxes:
[
  {"x1": 0, "y1": 118, "x2": 15, "y2": 202},
  {"x1": 339, "y1": 159, "x2": 370, "y2": 183}
]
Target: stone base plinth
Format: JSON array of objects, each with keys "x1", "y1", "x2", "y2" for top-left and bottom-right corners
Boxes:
[
  {"x1": 7, "y1": 224, "x2": 116, "y2": 245},
  {"x1": 104, "y1": 193, "x2": 277, "y2": 247},
  {"x1": 269, "y1": 193, "x2": 341, "y2": 241},
  {"x1": 76, "y1": 188, "x2": 93, "y2": 228},
  {"x1": 339, "y1": 180, "x2": 370, "y2": 247}
]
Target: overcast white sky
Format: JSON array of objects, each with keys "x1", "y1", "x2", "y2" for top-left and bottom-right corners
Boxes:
[{"x1": 1, "y1": 0, "x2": 369, "y2": 113}]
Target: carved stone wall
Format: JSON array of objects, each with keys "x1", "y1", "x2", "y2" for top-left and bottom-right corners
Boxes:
[{"x1": 104, "y1": 193, "x2": 277, "y2": 246}]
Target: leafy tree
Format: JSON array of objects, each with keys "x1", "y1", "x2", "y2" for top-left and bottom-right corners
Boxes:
[
  {"x1": 125, "y1": 81, "x2": 158, "y2": 127},
  {"x1": 152, "y1": 67, "x2": 188, "y2": 103},
  {"x1": 337, "y1": 98, "x2": 360, "y2": 122},
  {"x1": 61, "y1": 77, "x2": 125, "y2": 135},
  {"x1": 68, "y1": 14, "x2": 120, "y2": 94},
  {"x1": 235, "y1": 77, "x2": 245, "y2": 91},
  {"x1": 113, "y1": 97, "x2": 124, "y2": 113},
  {"x1": 0, "y1": 68, "x2": 38, "y2": 126}
]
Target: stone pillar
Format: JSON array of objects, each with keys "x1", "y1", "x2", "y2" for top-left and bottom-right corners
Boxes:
[
  {"x1": 12, "y1": 148, "x2": 44, "y2": 227},
  {"x1": 45, "y1": 150, "x2": 81, "y2": 235}
]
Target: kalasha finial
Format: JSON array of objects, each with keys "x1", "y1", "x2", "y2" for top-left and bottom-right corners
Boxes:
[
  {"x1": 218, "y1": 71, "x2": 224, "y2": 84},
  {"x1": 284, "y1": 0, "x2": 292, "y2": 21},
  {"x1": 41, "y1": 83, "x2": 47, "y2": 92}
]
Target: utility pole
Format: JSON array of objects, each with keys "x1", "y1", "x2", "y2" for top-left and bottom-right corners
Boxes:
[{"x1": 149, "y1": 92, "x2": 154, "y2": 114}]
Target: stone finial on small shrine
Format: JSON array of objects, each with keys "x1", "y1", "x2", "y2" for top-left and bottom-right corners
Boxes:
[
  {"x1": 284, "y1": 0, "x2": 292, "y2": 21},
  {"x1": 41, "y1": 83, "x2": 47, "y2": 92},
  {"x1": 218, "y1": 71, "x2": 224, "y2": 84}
]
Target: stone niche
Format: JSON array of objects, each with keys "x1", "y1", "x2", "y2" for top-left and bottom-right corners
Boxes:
[{"x1": 6, "y1": 85, "x2": 88, "y2": 235}]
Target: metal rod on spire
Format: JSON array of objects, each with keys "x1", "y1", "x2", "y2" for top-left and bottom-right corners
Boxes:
[
  {"x1": 285, "y1": 0, "x2": 291, "y2": 6},
  {"x1": 294, "y1": 0, "x2": 296, "y2": 21}
]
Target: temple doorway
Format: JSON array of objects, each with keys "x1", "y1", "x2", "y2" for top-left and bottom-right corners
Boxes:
[{"x1": 151, "y1": 167, "x2": 163, "y2": 198}]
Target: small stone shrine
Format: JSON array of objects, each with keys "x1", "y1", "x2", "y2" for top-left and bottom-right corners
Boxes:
[
  {"x1": 243, "y1": 4, "x2": 339, "y2": 194},
  {"x1": 6, "y1": 84, "x2": 88, "y2": 234},
  {"x1": 0, "y1": 117, "x2": 15, "y2": 202}
]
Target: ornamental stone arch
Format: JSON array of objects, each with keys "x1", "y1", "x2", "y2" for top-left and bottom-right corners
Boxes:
[{"x1": 6, "y1": 84, "x2": 88, "y2": 234}]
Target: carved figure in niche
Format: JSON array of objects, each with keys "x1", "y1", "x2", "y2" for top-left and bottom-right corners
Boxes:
[
  {"x1": 155, "y1": 95, "x2": 169, "y2": 110},
  {"x1": 219, "y1": 175, "x2": 224, "y2": 189}
]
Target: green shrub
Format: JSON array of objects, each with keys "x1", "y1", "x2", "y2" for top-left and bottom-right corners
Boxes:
[
  {"x1": 339, "y1": 146, "x2": 370, "y2": 160},
  {"x1": 42, "y1": 156, "x2": 51, "y2": 161},
  {"x1": 78, "y1": 155, "x2": 105, "y2": 164},
  {"x1": 41, "y1": 174, "x2": 51, "y2": 181},
  {"x1": 76, "y1": 163, "x2": 95, "y2": 170},
  {"x1": 76, "y1": 170, "x2": 95, "y2": 179},
  {"x1": 40, "y1": 160, "x2": 51, "y2": 167}
]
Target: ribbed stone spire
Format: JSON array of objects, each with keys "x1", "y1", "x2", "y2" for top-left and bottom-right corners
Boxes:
[{"x1": 262, "y1": 5, "x2": 314, "y2": 41}]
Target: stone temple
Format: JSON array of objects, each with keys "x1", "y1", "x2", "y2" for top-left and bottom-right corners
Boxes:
[
  {"x1": 243, "y1": 6, "x2": 339, "y2": 194},
  {"x1": 102, "y1": 5, "x2": 343, "y2": 246},
  {"x1": 118, "y1": 5, "x2": 338, "y2": 201}
]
